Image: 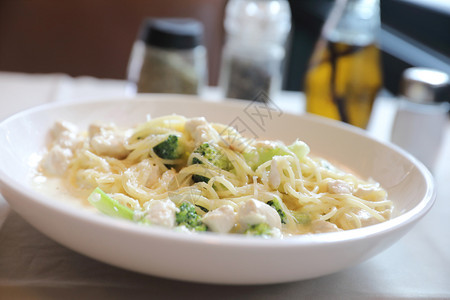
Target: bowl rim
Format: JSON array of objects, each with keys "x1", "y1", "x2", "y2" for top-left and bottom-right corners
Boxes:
[{"x1": 0, "y1": 96, "x2": 437, "y2": 248}]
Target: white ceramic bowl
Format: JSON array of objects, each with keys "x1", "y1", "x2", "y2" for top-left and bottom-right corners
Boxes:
[{"x1": 0, "y1": 95, "x2": 435, "y2": 285}]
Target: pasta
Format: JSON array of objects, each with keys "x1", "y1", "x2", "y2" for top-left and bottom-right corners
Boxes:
[{"x1": 37, "y1": 114, "x2": 393, "y2": 238}]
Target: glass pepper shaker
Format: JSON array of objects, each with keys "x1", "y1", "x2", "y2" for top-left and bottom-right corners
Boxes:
[
  {"x1": 127, "y1": 18, "x2": 207, "y2": 95},
  {"x1": 391, "y1": 67, "x2": 450, "y2": 172},
  {"x1": 219, "y1": 0, "x2": 291, "y2": 102}
]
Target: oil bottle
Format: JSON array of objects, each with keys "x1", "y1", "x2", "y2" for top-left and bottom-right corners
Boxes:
[{"x1": 304, "y1": 0, "x2": 382, "y2": 128}]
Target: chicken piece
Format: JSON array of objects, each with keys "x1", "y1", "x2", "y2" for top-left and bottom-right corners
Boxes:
[
  {"x1": 185, "y1": 117, "x2": 221, "y2": 145},
  {"x1": 75, "y1": 169, "x2": 103, "y2": 190},
  {"x1": 269, "y1": 157, "x2": 281, "y2": 189},
  {"x1": 354, "y1": 185, "x2": 387, "y2": 202},
  {"x1": 89, "y1": 123, "x2": 130, "y2": 159},
  {"x1": 218, "y1": 135, "x2": 250, "y2": 152},
  {"x1": 40, "y1": 145, "x2": 72, "y2": 176},
  {"x1": 144, "y1": 200, "x2": 179, "y2": 228},
  {"x1": 202, "y1": 205, "x2": 237, "y2": 233},
  {"x1": 237, "y1": 199, "x2": 281, "y2": 230},
  {"x1": 50, "y1": 121, "x2": 83, "y2": 151},
  {"x1": 51, "y1": 120, "x2": 77, "y2": 139},
  {"x1": 327, "y1": 179, "x2": 353, "y2": 194},
  {"x1": 310, "y1": 219, "x2": 341, "y2": 233},
  {"x1": 126, "y1": 159, "x2": 161, "y2": 188},
  {"x1": 270, "y1": 228, "x2": 282, "y2": 238},
  {"x1": 88, "y1": 122, "x2": 111, "y2": 137}
]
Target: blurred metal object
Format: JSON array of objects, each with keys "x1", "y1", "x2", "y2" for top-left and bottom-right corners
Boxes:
[
  {"x1": 400, "y1": 67, "x2": 450, "y2": 104},
  {"x1": 391, "y1": 67, "x2": 450, "y2": 172}
]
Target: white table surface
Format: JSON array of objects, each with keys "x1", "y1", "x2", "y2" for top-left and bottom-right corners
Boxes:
[{"x1": 0, "y1": 71, "x2": 449, "y2": 299}]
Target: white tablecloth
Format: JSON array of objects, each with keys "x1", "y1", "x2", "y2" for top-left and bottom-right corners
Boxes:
[{"x1": 0, "y1": 71, "x2": 449, "y2": 299}]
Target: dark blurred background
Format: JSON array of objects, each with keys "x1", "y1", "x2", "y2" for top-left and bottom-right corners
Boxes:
[
  {"x1": 0, "y1": 0, "x2": 449, "y2": 94},
  {"x1": 0, "y1": 0, "x2": 228, "y2": 85},
  {"x1": 287, "y1": 0, "x2": 450, "y2": 95}
]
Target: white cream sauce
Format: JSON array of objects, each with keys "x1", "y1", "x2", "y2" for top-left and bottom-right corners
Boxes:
[{"x1": 32, "y1": 175, "x2": 95, "y2": 211}]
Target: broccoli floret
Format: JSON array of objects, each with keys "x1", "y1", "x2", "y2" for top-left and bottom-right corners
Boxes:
[
  {"x1": 245, "y1": 223, "x2": 273, "y2": 236},
  {"x1": 192, "y1": 174, "x2": 210, "y2": 183},
  {"x1": 242, "y1": 144, "x2": 280, "y2": 170},
  {"x1": 153, "y1": 135, "x2": 181, "y2": 160},
  {"x1": 243, "y1": 140, "x2": 310, "y2": 170},
  {"x1": 192, "y1": 143, "x2": 231, "y2": 169},
  {"x1": 88, "y1": 187, "x2": 135, "y2": 220},
  {"x1": 191, "y1": 143, "x2": 232, "y2": 183},
  {"x1": 267, "y1": 198, "x2": 287, "y2": 224},
  {"x1": 196, "y1": 204, "x2": 209, "y2": 213},
  {"x1": 175, "y1": 202, "x2": 207, "y2": 231},
  {"x1": 287, "y1": 140, "x2": 310, "y2": 160}
]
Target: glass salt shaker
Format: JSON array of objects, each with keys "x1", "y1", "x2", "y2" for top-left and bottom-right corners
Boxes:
[
  {"x1": 391, "y1": 67, "x2": 450, "y2": 172},
  {"x1": 127, "y1": 18, "x2": 207, "y2": 95},
  {"x1": 219, "y1": 0, "x2": 291, "y2": 102}
]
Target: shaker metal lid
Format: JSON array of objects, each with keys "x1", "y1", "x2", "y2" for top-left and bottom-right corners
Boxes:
[
  {"x1": 139, "y1": 18, "x2": 204, "y2": 50},
  {"x1": 400, "y1": 67, "x2": 450, "y2": 104}
]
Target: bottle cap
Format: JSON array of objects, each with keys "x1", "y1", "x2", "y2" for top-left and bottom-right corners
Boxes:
[
  {"x1": 224, "y1": 0, "x2": 291, "y2": 42},
  {"x1": 138, "y1": 18, "x2": 204, "y2": 50},
  {"x1": 400, "y1": 67, "x2": 450, "y2": 104}
]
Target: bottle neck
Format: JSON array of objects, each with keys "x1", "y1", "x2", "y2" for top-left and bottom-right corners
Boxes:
[{"x1": 324, "y1": 0, "x2": 380, "y2": 46}]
